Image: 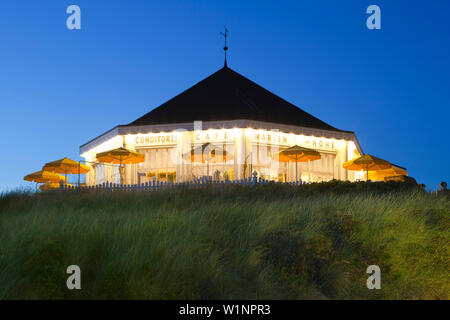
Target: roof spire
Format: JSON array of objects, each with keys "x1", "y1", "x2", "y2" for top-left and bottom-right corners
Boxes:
[{"x1": 220, "y1": 26, "x2": 229, "y2": 67}]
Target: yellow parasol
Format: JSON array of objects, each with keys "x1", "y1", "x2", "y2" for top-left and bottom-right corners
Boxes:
[
  {"x1": 95, "y1": 147, "x2": 145, "y2": 184},
  {"x1": 24, "y1": 170, "x2": 67, "y2": 192},
  {"x1": 343, "y1": 154, "x2": 391, "y2": 181},
  {"x1": 182, "y1": 143, "x2": 232, "y2": 178},
  {"x1": 40, "y1": 182, "x2": 75, "y2": 191},
  {"x1": 43, "y1": 157, "x2": 90, "y2": 185},
  {"x1": 274, "y1": 145, "x2": 321, "y2": 182},
  {"x1": 24, "y1": 170, "x2": 67, "y2": 183},
  {"x1": 368, "y1": 165, "x2": 407, "y2": 181}
]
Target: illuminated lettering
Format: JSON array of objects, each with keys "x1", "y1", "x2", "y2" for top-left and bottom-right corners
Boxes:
[{"x1": 134, "y1": 134, "x2": 177, "y2": 146}]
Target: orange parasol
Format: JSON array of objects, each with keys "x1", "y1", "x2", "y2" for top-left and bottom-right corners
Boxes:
[
  {"x1": 274, "y1": 145, "x2": 321, "y2": 182},
  {"x1": 96, "y1": 147, "x2": 145, "y2": 184},
  {"x1": 343, "y1": 154, "x2": 391, "y2": 181}
]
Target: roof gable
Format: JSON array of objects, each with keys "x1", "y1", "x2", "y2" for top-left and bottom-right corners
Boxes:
[{"x1": 127, "y1": 66, "x2": 341, "y2": 131}]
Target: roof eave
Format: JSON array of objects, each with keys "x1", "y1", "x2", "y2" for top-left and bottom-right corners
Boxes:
[{"x1": 80, "y1": 119, "x2": 361, "y2": 155}]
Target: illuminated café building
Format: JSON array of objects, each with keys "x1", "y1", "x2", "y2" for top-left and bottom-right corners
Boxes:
[{"x1": 80, "y1": 64, "x2": 364, "y2": 185}]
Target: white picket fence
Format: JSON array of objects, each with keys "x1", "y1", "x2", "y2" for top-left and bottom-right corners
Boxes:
[{"x1": 59, "y1": 177, "x2": 306, "y2": 191}]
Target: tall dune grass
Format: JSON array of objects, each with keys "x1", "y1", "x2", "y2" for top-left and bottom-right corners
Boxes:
[{"x1": 0, "y1": 181, "x2": 448, "y2": 299}]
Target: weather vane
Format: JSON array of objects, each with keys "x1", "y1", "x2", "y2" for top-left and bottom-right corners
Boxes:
[{"x1": 220, "y1": 26, "x2": 229, "y2": 67}]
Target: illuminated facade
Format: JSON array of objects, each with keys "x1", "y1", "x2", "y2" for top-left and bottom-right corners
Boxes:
[{"x1": 80, "y1": 66, "x2": 363, "y2": 185}]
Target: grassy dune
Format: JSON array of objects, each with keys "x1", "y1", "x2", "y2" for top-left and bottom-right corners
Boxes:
[{"x1": 0, "y1": 181, "x2": 448, "y2": 299}]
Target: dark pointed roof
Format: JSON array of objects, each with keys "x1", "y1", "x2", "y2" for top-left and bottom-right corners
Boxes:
[{"x1": 127, "y1": 66, "x2": 344, "y2": 132}]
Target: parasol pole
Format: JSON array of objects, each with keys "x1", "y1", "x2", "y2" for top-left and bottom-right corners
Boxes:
[
  {"x1": 206, "y1": 146, "x2": 210, "y2": 181},
  {"x1": 205, "y1": 145, "x2": 211, "y2": 181},
  {"x1": 286, "y1": 161, "x2": 288, "y2": 182},
  {"x1": 250, "y1": 152, "x2": 252, "y2": 179},
  {"x1": 308, "y1": 160, "x2": 311, "y2": 182},
  {"x1": 120, "y1": 156, "x2": 123, "y2": 185},
  {"x1": 295, "y1": 154, "x2": 298, "y2": 182}
]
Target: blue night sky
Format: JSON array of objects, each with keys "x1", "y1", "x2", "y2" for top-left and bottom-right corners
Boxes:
[{"x1": 1, "y1": 0, "x2": 449, "y2": 191}]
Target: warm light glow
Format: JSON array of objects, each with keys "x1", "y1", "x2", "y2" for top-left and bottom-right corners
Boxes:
[
  {"x1": 127, "y1": 132, "x2": 179, "y2": 147},
  {"x1": 81, "y1": 135, "x2": 123, "y2": 162},
  {"x1": 81, "y1": 127, "x2": 361, "y2": 185},
  {"x1": 347, "y1": 141, "x2": 360, "y2": 161},
  {"x1": 245, "y1": 128, "x2": 344, "y2": 151}
]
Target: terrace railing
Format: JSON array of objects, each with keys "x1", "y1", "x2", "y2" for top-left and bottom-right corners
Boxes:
[{"x1": 58, "y1": 177, "x2": 306, "y2": 191}]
